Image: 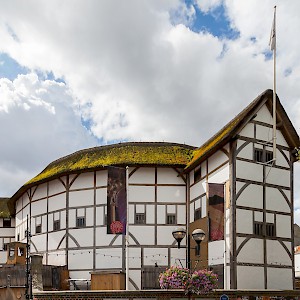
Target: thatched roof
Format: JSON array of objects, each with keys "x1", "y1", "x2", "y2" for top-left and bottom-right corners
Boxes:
[{"x1": 0, "y1": 198, "x2": 14, "y2": 218}]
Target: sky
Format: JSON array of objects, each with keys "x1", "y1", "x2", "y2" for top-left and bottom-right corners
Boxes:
[{"x1": 0, "y1": 0, "x2": 299, "y2": 223}]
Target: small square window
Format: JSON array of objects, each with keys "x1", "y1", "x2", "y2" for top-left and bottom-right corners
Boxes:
[
  {"x1": 266, "y1": 223, "x2": 276, "y2": 237},
  {"x1": 265, "y1": 151, "x2": 274, "y2": 163},
  {"x1": 3, "y1": 218, "x2": 11, "y2": 228},
  {"x1": 194, "y1": 208, "x2": 201, "y2": 220},
  {"x1": 254, "y1": 148, "x2": 264, "y2": 163},
  {"x1": 53, "y1": 220, "x2": 60, "y2": 231},
  {"x1": 167, "y1": 214, "x2": 176, "y2": 225},
  {"x1": 17, "y1": 234, "x2": 20, "y2": 241},
  {"x1": 135, "y1": 213, "x2": 146, "y2": 224},
  {"x1": 76, "y1": 216, "x2": 85, "y2": 228},
  {"x1": 254, "y1": 221, "x2": 263, "y2": 236},
  {"x1": 3, "y1": 243, "x2": 8, "y2": 251},
  {"x1": 36, "y1": 224, "x2": 42, "y2": 234},
  {"x1": 194, "y1": 167, "x2": 202, "y2": 182}
]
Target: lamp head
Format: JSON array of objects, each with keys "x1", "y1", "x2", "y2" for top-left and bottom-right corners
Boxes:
[{"x1": 172, "y1": 227, "x2": 186, "y2": 249}]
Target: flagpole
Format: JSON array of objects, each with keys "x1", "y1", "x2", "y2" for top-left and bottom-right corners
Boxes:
[
  {"x1": 272, "y1": 6, "x2": 277, "y2": 164},
  {"x1": 125, "y1": 166, "x2": 129, "y2": 290}
]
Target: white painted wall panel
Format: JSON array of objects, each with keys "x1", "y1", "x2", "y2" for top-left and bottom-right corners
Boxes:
[
  {"x1": 208, "y1": 151, "x2": 228, "y2": 174},
  {"x1": 236, "y1": 184, "x2": 263, "y2": 209},
  {"x1": 239, "y1": 123, "x2": 254, "y2": 138},
  {"x1": 0, "y1": 251, "x2": 7, "y2": 264},
  {"x1": 129, "y1": 204, "x2": 135, "y2": 224},
  {"x1": 190, "y1": 180, "x2": 205, "y2": 201},
  {"x1": 157, "y1": 226, "x2": 176, "y2": 246},
  {"x1": 256, "y1": 124, "x2": 273, "y2": 142},
  {"x1": 157, "y1": 168, "x2": 183, "y2": 184},
  {"x1": 254, "y1": 105, "x2": 272, "y2": 124},
  {"x1": 275, "y1": 149, "x2": 290, "y2": 168},
  {"x1": 47, "y1": 250, "x2": 66, "y2": 266},
  {"x1": 136, "y1": 204, "x2": 145, "y2": 213},
  {"x1": 96, "y1": 207, "x2": 104, "y2": 226},
  {"x1": 69, "y1": 271, "x2": 90, "y2": 281},
  {"x1": 68, "y1": 209, "x2": 76, "y2": 228},
  {"x1": 266, "y1": 187, "x2": 290, "y2": 213},
  {"x1": 236, "y1": 209, "x2": 253, "y2": 234},
  {"x1": 31, "y1": 199, "x2": 47, "y2": 217},
  {"x1": 208, "y1": 240, "x2": 224, "y2": 265},
  {"x1": 237, "y1": 266, "x2": 264, "y2": 289},
  {"x1": 190, "y1": 203, "x2": 194, "y2": 223},
  {"x1": 96, "y1": 188, "x2": 107, "y2": 205},
  {"x1": 48, "y1": 231, "x2": 67, "y2": 251},
  {"x1": 86, "y1": 208, "x2": 94, "y2": 226},
  {"x1": 129, "y1": 186, "x2": 155, "y2": 202},
  {"x1": 130, "y1": 226, "x2": 155, "y2": 246},
  {"x1": 69, "y1": 190, "x2": 94, "y2": 207},
  {"x1": 96, "y1": 171, "x2": 107, "y2": 186},
  {"x1": 31, "y1": 234, "x2": 47, "y2": 252},
  {"x1": 128, "y1": 247, "x2": 141, "y2": 268},
  {"x1": 157, "y1": 186, "x2": 185, "y2": 203},
  {"x1": 130, "y1": 168, "x2": 155, "y2": 184},
  {"x1": 157, "y1": 205, "x2": 166, "y2": 224},
  {"x1": 276, "y1": 130, "x2": 289, "y2": 147},
  {"x1": 69, "y1": 228, "x2": 93, "y2": 247},
  {"x1": 267, "y1": 268, "x2": 293, "y2": 289},
  {"x1": 236, "y1": 160, "x2": 263, "y2": 182},
  {"x1": 32, "y1": 183, "x2": 47, "y2": 200},
  {"x1": 0, "y1": 228, "x2": 15, "y2": 237},
  {"x1": 236, "y1": 141, "x2": 252, "y2": 160},
  {"x1": 170, "y1": 247, "x2": 186, "y2": 266},
  {"x1": 208, "y1": 164, "x2": 229, "y2": 183},
  {"x1": 266, "y1": 240, "x2": 292, "y2": 266},
  {"x1": 201, "y1": 197, "x2": 207, "y2": 218},
  {"x1": 276, "y1": 215, "x2": 291, "y2": 238},
  {"x1": 69, "y1": 250, "x2": 93, "y2": 269},
  {"x1": 129, "y1": 270, "x2": 141, "y2": 290},
  {"x1": 95, "y1": 227, "x2": 120, "y2": 247},
  {"x1": 265, "y1": 167, "x2": 290, "y2": 187},
  {"x1": 144, "y1": 248, "x2": 168, "y2": 266},
  {"x1": 96, "y1": 248, "x2": 122, "y2": 269},
  {"x1": 177, "y1": 205, "x2": 186, "y2": 225},
  {"x1": 237, "y1": 238, "x2": 264, "y2": 264},
  {"x1": 49, "y1": 179, "x2": 65, "y2": 196},
  {"x1": 48, "y1": 194, "x2": 66, "y2": 212},
  {"x1": 146, "y1": 204, "x2": 155, "y2": 224},
  {"x1": 71, "y1": 173, "x2": 94, "y2": 190}
]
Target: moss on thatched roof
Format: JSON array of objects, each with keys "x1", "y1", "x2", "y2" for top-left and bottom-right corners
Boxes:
[
  {"x1": 0, "y1": 198, "x2": 13, "y2": 218},
  {"x1": 25, "y1": 142, "x2": 195, "y2": 187}
]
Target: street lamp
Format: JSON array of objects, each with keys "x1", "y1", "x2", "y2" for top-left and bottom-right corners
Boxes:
[{"x1": 172, "y1": 227, "x2": 205, "y2": 269}]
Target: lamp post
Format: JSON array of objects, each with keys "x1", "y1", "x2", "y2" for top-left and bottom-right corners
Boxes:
[{"x1": 172, "y1": 227, "x2": 205, "y2": 270}]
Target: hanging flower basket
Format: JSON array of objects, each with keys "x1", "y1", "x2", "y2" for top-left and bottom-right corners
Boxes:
[{"x1": 159, "y1": 266, "x2": 218, "y2": 294}]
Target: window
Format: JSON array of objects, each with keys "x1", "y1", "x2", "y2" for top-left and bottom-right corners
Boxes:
[
  {"x1": 53, "y1": 220, "x2": 60, "y2": 231},
  {"x1": 3, "y1": 218, "x2": 11, "y2": 228},
  {"x1": 76, "y1": 216, "x2": 85, "y2": 228},
  {"x1": 3, "y1": 243, "x2": 8, "y2": 251},
  {"x1": 17, "y1": 234, "x2": 20, "y2": 241},
  {"x1": 36, "y1": 224, "x2": 42, "y2": 234},
  {"x1": 254, "y1": 148, "x2": 264, "y2": 163},
  {"x1": 194, "y1": 167, "x2": 202, "y2": 182},
  {"x1": 194, "y1": 208, "x2": 201, "y2": 220},
  {"x1": 254, "y1": 221, "x2": 263, "y2": 236},
  {"x1": 167, "y1": 214, "x2": 176, "y2": 225},
  {"x1": 135, "y1": 213, "x2": 146, "y2": 224},
  {"x1": 265, "y1": 151, "x2": 274, "y2": 163},
  {"x1": 266, "y1": 223, "x2": 276, "y2": 237}
]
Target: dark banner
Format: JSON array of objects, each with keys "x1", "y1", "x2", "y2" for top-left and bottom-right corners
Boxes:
[
  {"x1": 107, "y1": 167, "x2": 127, "y2": 234},
  {"x1": 208, "y1": 183, "x2": 224, "y2": 241}
]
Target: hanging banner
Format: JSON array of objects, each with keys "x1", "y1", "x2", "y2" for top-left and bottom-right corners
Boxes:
[
  {"x1": 107, "y1": 167, "x2": 127, "y2": 234},
  {"x1": 208, "y1": 183, "x2": 224, "y2": 241}
]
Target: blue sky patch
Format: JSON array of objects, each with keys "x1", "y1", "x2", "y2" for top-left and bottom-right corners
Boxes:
[{"x1": 0, "y1": 53, "x2": 29, "y2": 80}]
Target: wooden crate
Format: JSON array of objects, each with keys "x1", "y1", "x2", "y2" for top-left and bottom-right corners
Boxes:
[{"x1": 90, "y1": 271, "x2": 125, "y2": 290}]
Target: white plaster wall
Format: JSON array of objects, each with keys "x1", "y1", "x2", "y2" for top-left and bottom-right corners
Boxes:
[
  {"x1": 49, "y1": 179, "x2": 65, "y2": 196},
  {"x1": 190, "y1": 180, "x2": 205, "y2": 201},
  {"x1": 266, "y1": 240, "x2": 292, "y2": 266},
  {"x1": 208, "y1": 240, "x2": 224, "y2": 265},
  {"x1": 256, "y1": 124, "x2": 273, "y2": 142},
  {"x1": 96, "y1": 248, "x2": 122, "y2": 269},
  {"x1": 177, "y1": 205, "x2": 186, "y2": 224},
  {"x1": 96, "y1": 170, "x2": 107, "y2": 186},
  {"x1": 69, "y1": 271, "x2": 90, "y2": 281},
  {"x1": 0, "y1": 227, "x2": 15, "y2": 237},
  {"x1": 239, "y1": 123, "x2": 254, "y2": 138},
  {"x1": 236, "y1": 209, "x2": 253, "y2": 234},
  {"x1": 47, "y1": 250, "x2": 66, "y2": 266},
  {"x1": 70, "y1": 173, "x2": 94, "y2": 189},
  {"x1": 236, "y1": 141, "x2": 252, "y2": 160},
  {"x1": 0, "y1": 251, "x2": 7, "y2": 264},
  {"x1": 128, "y1": 247, "x2": 141, "y2": 268},
  {"x1": 130, "y1": 226, "x2": 155, "y2": 246},
  {"x1": 157, "y1": 226, "x2": 177, "y2": 246},
  {"x1": 86, "y1": 208, "x2": 94, "y2": 226},
  {"x1": 130, "y1": 168, "x2": 155, "y2": 184},
  {"x1": 237, "y1": 238, "x2": 264, "y2": 264},
  {"x1": 276, "y1": 130, "x2": 289, "y2": 147},
  {"x1": 95, "y1": 227, "x2": 120, "y2": 247},
  {"x1": 275, "y1": 149, "x2": 290, "y2": 168},
  {"x1": 47, "y1": 231, "x2": 66, "y2": 251},
  {"x1": 208, "y1": 150, "x2": 228, "y2": 174},
  {"x1": 48, "y1": 194, "x2": 66, "y2": 212},
  {"x1": 69, "y1": 190, "x2": 94, "y2": 207},
  {"x1": 96, "y1": 206, "x2": 104, "y2": 226},
  {"x1": 265, "y1": 167, "x2": 290, "y2": 187},
  {"x1": 276, "y1": 215, "x2": 292, "y2": 238},
  {"x1": 129, "y1": 270, "x2": 141, "y2": 290},
  {"x1": 128, "y1": 204, "x2": 135, "y2": 224},
  {"x1": 267, "y1": 268, "x2": 293, "y2": 289},
  {"x1": 69, "y1": 228, "x2": 93, "y2": 247},
  {"x1": 157, "y1": 186, "x2": 185, "y2": 203},
  {"x1": 69, "y1": 250, "x2": 93, "y2": 269},
  {"x1": 32, "y1": 183, "x2": 47, "y2": 200},
  {"x1": 236, "y1": 160, "x2": 263, "y2": 182},
  {"x1": 170, "y1": 247, "x2": 186, "y2": 267},
  {"x1": 266, "y1": 187, "x2": 290, "y2": 213},
  {"x1": 254, "y1": 105, "x2": 272, "y2": 125},
  {"x1": 236, "y1": 183, "x2": 263, "y2": 209},
  {"x1": 208, "y1": 164, "x2": 229, "y2": 183},
  {"x1": 129, "y1": 186, "x2": 155, "y2": 202},
  {"x1": 146, "y1": 204, "x2": 155, "y2": 224},
  {"x1": 295, "y1": 253, "x2": 300, "y2": 277},
  {"x1": 31, "y1": 234, "x2": 47, "y2": 252},
  {"x1": 157, "y1": 205, "x2": 166, "y2": 224},
  {"x1": 144, "y1": 248, "x2": 168, "y2": 265},
  {"x1": 237, "y1": 266, "x2": 264, "y2": 289},
  {"x1": 157, "y1": 168, "x2": 184, "y2": 184},
  {"x1": 31, "y1": 199, "x2": 47, "y2": 216},
  {"x1": 96, "y1": 188, "x2": 107, "y2": 205}
]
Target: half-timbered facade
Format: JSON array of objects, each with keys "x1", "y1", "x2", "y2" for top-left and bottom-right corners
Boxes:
[{"x1": 1, "y1": 89, "x2": 299, "y2": 290}]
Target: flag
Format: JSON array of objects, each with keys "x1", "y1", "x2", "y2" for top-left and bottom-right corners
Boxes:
[{"x1": 269, "y1": 7, "x2": 276, "y2": 51}]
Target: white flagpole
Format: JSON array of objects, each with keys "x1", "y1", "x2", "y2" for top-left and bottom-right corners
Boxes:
[
  {"x1": 125, "y1": 166, "x2": 129, "y2": 290},
  {"x1": 270, "y1": 6, "x2": 277, "y2": 164}
]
